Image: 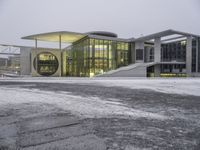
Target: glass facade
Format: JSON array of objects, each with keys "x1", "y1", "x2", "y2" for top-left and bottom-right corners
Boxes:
[
  {"x1": 62, "y1": 38, "x2": 192, "y2": 77},
  {"x1": 160, "y1": 64, "x2": 186, "y2": 73},
  {"x1": 146, "y1": 40, "x2": 188, "y2": 76},
  {"x1": 27, "y1": 33, "x2": 199, "y2": 77},
  {"x1": 161, "y1": 40, "x2": 186, "y2": 62},
  {"x1": 63, "y1": 37, "x2": 129, "y2": 77}
]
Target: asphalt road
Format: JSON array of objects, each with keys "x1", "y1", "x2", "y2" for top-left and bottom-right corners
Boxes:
[{"x1": 0, "y1": 81, "x2": 200, "y2": 150}]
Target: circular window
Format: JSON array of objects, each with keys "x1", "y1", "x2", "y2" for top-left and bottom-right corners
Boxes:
[{"x1": 33, "y1": 52, "x2": 59, "y2": 76}]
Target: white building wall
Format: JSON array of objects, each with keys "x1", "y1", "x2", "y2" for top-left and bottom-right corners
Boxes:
[
  {"x1": 31, "y1": 48, "x2": 62, "y2": 77},
  {"x1": 186, "y1": 36, "x2": 192, "y2": 76},
  {"x1": 20, "y1": 47, "x2": 32, "y2": 75},
  {"x1": 154, "y1": 37, "x2": 161, "y2": 63}
]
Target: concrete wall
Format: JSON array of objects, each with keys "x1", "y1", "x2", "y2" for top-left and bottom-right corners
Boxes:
[
  {"x1": 154, "y1": 64, "x2": 160, "y2": 77},
  {"x1": 154, "y1": 38, "x2": 161, "y2": 62},
  {"x1": 31, "y1": 48, "x2": 61, "y2": 77},
  {"x1": 186, "y1": 36, "x2": 192, "y2": 76},
  {"x1": 20, "y1": 46, "x2": 32, "y2": 75}
]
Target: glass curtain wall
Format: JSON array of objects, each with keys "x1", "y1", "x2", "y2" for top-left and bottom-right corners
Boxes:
[
  {"x1": 116, "y1": 42, "x2": 129, "y2": 67},
  {"x1": 160, "y1": 40, "x2": 187, "y2": 76},
  {"x1": 62, "y1": 46, "x2": 73, "y2": 76},
  {"x1": 161, "y1": 40, "x2": 186, "y2": 62},
  {"x1": 63, "y1": 37, "x2": 129, "y2": 77}
]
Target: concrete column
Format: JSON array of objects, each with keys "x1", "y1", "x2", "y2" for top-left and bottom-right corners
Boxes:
[
  {"x1": 59, "y1": 35, "x2": 62, "y2": 77},
  {"x1": 20, "y1": 47, "x2": 31, "y2": 75},
  {"x1": 196, "y1": 38, "x2": 199, "y2": 73},
  {"x1": 154, "y1": 37, "x2": 161, "y2": 62},
  {"x1": 154, "y1": 65, "x2": 160, "y2": 77},
  {"x1": 35, "y1": 39, "x2": 37, "y2": 48},
  {"x1": 59, "y1": 35, "x2": 62, "y2": 50},
  {"x1": 186, "y1": 36, "x2": 192, "y2": 76},
  {"x1": 135, "y1": 41, "x2": 144, "y2": 63},
  {"x1": 145, "y1": 47, "x2": 151, "y2": 62}
]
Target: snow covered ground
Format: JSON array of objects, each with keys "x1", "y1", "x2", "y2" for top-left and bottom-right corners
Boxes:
[
  {"x1": 0, "y1": 77, "x2": 200, "y2": 149},
  {"x1": 1, "y1": 77, "x2": 200, "y2": 96},
  {"x1": 0, "y1": 86, "x2": 168, "y2": 120}
]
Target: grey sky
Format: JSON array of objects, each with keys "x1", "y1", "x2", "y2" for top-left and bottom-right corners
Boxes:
[{"x1": 0, "y1": 0, "x2": 200, "y2": 47}]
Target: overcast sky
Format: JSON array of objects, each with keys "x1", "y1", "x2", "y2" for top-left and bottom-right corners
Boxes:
[{"x1": 0, "y1": 0, "x2": 200, "y2": 47}]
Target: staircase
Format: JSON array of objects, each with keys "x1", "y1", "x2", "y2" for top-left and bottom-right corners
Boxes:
[{"x1": 97, "y1": 62, "x2": 158, "y2": 77}]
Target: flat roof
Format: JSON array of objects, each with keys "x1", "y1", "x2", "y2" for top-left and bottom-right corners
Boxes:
[
  {"x1": 22, "y1": 31, "x2": 87, "y2": 43},
  {"x1": 22, "y1": 31, "x2": 129, "y2": 43},
  {"x1": 130, "y1": 29, "x2": 200, "y2": 42},
  {"x1": 22, "y1": 29, "x2": 200, "y2": 44}
]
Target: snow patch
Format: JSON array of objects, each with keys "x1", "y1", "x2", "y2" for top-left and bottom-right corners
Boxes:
[
  {"x1": 0, "y1": 87, "x2": 168, "y2": 120},
  {"x1": 1, "y1": 78, "x2": 200, "y2": 96}
]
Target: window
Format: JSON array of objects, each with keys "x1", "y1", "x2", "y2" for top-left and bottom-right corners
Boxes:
[
  {"x1": 136, "y1": 49, "x2": 143, "y2": 60},
  {"x1": 33, "y1": 52, "x2": 59, "y2": 76}
]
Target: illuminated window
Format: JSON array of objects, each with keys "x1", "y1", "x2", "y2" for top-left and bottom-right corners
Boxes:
[{"x1": 33, "y1": 52, "x2": 59, "y2": 76}]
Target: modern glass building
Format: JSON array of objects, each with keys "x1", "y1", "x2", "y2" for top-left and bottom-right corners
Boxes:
[
  {"x1": 62, "y1": 33, "x2": 129, "y2": 77},
  {"x1": 19, "y1": 29, "x2": 200, "y2": 77}
]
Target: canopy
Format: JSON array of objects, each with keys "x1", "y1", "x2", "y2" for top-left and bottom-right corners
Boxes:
[{"x1": 22, "y1": 31, "x2": 87, "y2": 43}]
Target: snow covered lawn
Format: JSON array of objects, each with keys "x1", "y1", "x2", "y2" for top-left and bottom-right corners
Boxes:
[
  {"x1": 0, "y1": 77, "x2": 200, "y2": 149},
  {"x1": 0, "y1": 87, "x2": 168, "y2": 120}
]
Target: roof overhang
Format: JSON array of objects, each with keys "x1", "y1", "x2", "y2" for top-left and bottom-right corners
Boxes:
[
  {"x1": 131, "y1": 29, "x2": 200, "y2": 42},
  {"x1": 21, "y1": 31, "x2": 87, "y2": 43}
]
